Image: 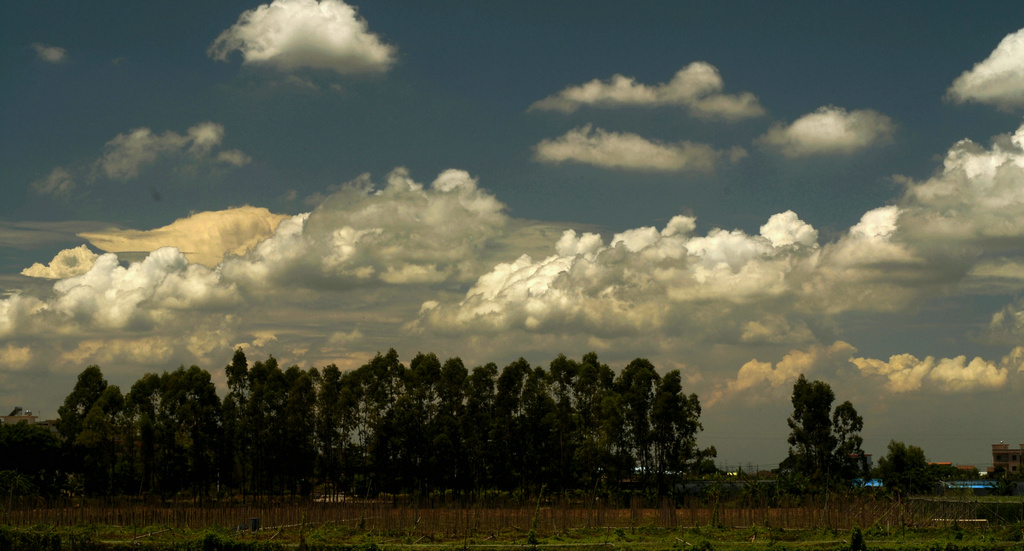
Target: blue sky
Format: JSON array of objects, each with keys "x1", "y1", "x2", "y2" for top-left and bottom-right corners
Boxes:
[{"x1": 2, "y1": 0, "x2": 1024, "y2": 468}]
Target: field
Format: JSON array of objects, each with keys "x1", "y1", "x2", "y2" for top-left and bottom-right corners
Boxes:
[{"x1": 4, "y1": 495, "x2": 1024, "y2": 550}]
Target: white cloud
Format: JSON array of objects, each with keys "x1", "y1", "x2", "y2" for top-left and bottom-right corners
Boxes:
[
  {"x1": 222, "y1": 168, "x2": 509, "y2": 289},
  {"x1": 740, "y1": 314, "x2": 815, "y2": 344},
  {"x1": 57, "y1": 337, "x2": 181, "y2": 374},
  {"x1": 417, "y1": 211, "x2": 823, "y2": 338},
  {"x1": 208, "y1": 0, "x2": 397, "y2": 75},
  {"x1": 216, "y1": 149, "x2": 252, "y2": 166},
  {"x1": 947, "y1": 28, "x2": 1024, "y2": 110},
  {"x1": 79, "y1": 206, "x2": 289, "y2": 268},
  {"x1": 99, "y1": 122, "x2": 231, "y2": 180},
  {"x1": 32, "y1": 122, "x2": 249, "y2": 195},
  {"x1": 727, "y1": 341, "x2": 856, "y2": 394},
  {"x1": 0, "y1": 294, "x2": 47, "y2": 339},
  {"x1": 0, "y1": 344, "x2": 33, "y2": 372},
  {"x1": 7, "y1": 115, "x2": 1024, "y2": 406},
  {"x1": 1, "y1": 187, "x2": 494, "y2": 367},
  {"x1": 31, "y1": 167, "x2": 76, "y2": 196},
  {"x1": 21, "y1": 245, "x2": 99, "y2": 279},
  {"x1": 419, "y1": 117, "x2": 1024, "y2": 343},
  {"x1": 52, "y1": 248, "x2": 238, "y2": 330},
  {"x1": 534, "y1": 125, "x2": 723, "y2": 172},
  {"x1": 852, "y1": 349, "x2": 1022, "y2": 393},
  {"x1": 987, "y1": 298, "x2": 1024, "y2": 345},
  {"x1": 960, "y1": 258, "x2": 1024, "y2": 295},
  {"x1": 759, "y1": 210, "x2": 818, "y2": 248},
  {"x1": 756, "y1": 106, "x2": 895, "y2": 157},
  {"x1": 896, "y1": 124, "x2": 1024, "y2": 246},
  {"x1": 31, "y1": 43, "x2": 66, "y2": 64},
  {"x1": 327, "y1": 328, "x2": 363, "y2": 347},
  {"x1": 529, "y1": 62, "x2": 765, "y2": 121}
]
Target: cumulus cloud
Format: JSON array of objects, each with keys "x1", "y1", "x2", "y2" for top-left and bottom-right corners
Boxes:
[
  {"x1": 417, "y1": 210, "x2": 823, "y2": 337},
  {"x1": 947, "y1": 28, "x2": 1024, "y2": 110},
  {"x1": 986, "y1": 298, "x2": 1024, "y2": 345},
  {"x1": 0, "y1": 344, "x2": 33, "y2": 372},
  {"x1": 5, "y1": 248, "x2": 238, "y2": 340},
  {"x1": 756, "y1": 106, "x2": 895, "y2": 157},
  {"x1": 896, "y1": 123, "x2": 1024, "y2": 246},
  {"x1": 852, "y1": 348, "x2": 1022, "y2": 392},
  {"x1": 21, "y1": 245, "x2": 99, "y2": 279},
  {"x1": 52, "y1": 248, "x2": 239, "y2": 330},
  {"x1": 32, "y1": 43, "x2": 67, "y2": 64},
  {"x1": 534, "y1": 125, "x2": 724, "y2": 172},
  {"x1": 726, "y1": 341, "x2": 856, "y2": 394},
  {"x1": 31, "y1": 167, "x2": 76, "y2": 196},
  {"x1": 739, "y1": 314, "x2": 815, "y2": 344},
  {"x1": 530, "y1": 62, "x2": 765, "y2": 121},
  {"x1": 419, "y1": 116, "x2": 1024, "y2": 347},
  {"x1": 7, "y1": 115, "x2": 1024, "y2": 404},
  {"x1": 961, "y1": 258, "x2": 1024, "y2": 295},
  {"x1": 1, "y1": 168, "x2": 530, "y2": 385},
  {"x1": 79, "y1": 206, "x2": 289, "y2": 268},
  {"x1": 209, "y1": 0, "x2": 397, "y2": 74},
  {"x1": 223, "y1": 168, "x2": 509, "y2": 289},
  {"x1": 31, "y1": 122, "x2": 249, "y2": 195},
  {"x1": 99, "y1": 122, "x2": 236, "y2": 180}
]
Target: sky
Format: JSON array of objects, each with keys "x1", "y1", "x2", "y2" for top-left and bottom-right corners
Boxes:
[{"x1": 2, "y1": 0, "x2": 1024, "y2": 470}]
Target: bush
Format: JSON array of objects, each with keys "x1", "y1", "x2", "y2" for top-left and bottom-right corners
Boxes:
[
  {"x1": 0, "y1": 526, "x2": 61, "y2": 551},
  {"x1": 849, "y1": 526, "x2": 867, "y2": 551}
]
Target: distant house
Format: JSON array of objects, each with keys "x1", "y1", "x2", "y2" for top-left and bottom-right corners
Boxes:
[
  {"x1": 0, "y1": 406, "x2": 38, "y2": 425},
  {"x1": 849, "y1": 453, "x2": 873, "y2": 470},
  {"x1": 989, "y1": 442, "x2": 1024, "y2": 474}
]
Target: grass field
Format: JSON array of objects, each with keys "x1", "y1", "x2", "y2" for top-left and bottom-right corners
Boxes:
[
  {"x1": 5, "y1": 495, "x2": 1024, "y2": 550},
  {"x1": 4, "y1": 521, "x2": 1024, "y2": 551}
]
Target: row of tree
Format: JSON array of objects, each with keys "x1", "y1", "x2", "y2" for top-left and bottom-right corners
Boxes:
[
  {"x1": 41, "y1": 350, "x2": 719, "y2": 498},
  {"x1": 4, "y1": 348, "x2": 977, "y2": 500}
]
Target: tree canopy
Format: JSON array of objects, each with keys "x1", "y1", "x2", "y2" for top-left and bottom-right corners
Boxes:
[
  {"x1": 33, "y1": 350, "x2": 715, "y2": 499},
  {"x1": 781, "y1": 374, "x2": 866, "y2": 487},
  {"x1": 875, "y1": 440, "x2": 936, "y2": 495}
]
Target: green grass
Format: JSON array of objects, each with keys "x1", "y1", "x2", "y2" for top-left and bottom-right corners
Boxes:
[{"x1": 5, "y1": 523, "x2": 1024, "y2": 551}]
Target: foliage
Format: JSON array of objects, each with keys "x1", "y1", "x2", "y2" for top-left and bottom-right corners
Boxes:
[
  {"x1": 875, "y1": 440, "x2": 936, "y2": 496},
  {"x1": 0, "y1": 422, "x2": 60, "y2": 496},
  {"x1": 849, "y1": 525, "x2": 867, "y2": 551},
  {"x1": 781, "y1": 375, "x2": 866, "y2": 488},
  {"x1": 46, "y1": 349, "x2": 712, "y2": 499}
]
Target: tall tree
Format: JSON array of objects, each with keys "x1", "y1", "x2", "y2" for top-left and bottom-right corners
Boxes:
[
  {"x1": 521, "y1": 365, "x2": 557, "y2": 491},
  {"x1": 221, "y1": 348, "x2": 249, "y2": 496},
  {"x1": 314, "y1": 364, "x2": 344, "y2": 498},
  {"x1": 57, "y1": 366, "x2": 108, "y2": 455},
  {"x1": 76, "y1": 385, "x2": 129, "y2": 495},
  {"x1": 548, "y1": 354, "x2": 580, "y2": 490},
  {"x1": 463, "y1": 363, "x2": 497, "y2": 490},
  {"x1": 282, "y1": 365, "x2": 316, "y2": 496},
  {"x1": 433, "y1": 356, "x2": 467, "y2": 492},
  {"x1": 650, "y1": 370, "x2": 712, "y2": 495},
  {"x1": 783, "y1": 374, "x2": 866, "y2": 486},
  {"x1": 492, "y1": 358, "x2": 531, "y2": 492},
  {"x1": 616, "y1": 358, "x2": 660, "y2": 485},
  {"x1": 574, "y1": 352, "x2": 618, "y2": 492}
]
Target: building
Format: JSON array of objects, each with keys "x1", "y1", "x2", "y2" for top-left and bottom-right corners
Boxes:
[
  {"x1": 849, "y1": 453, "x2": 873, "y2": 470},
  {"x1": 0, "y1": 406, "x2": 38, "y2": 425},
  {"x1": 990, "y1": 442, "x2": 1024, "y2": 474}
]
